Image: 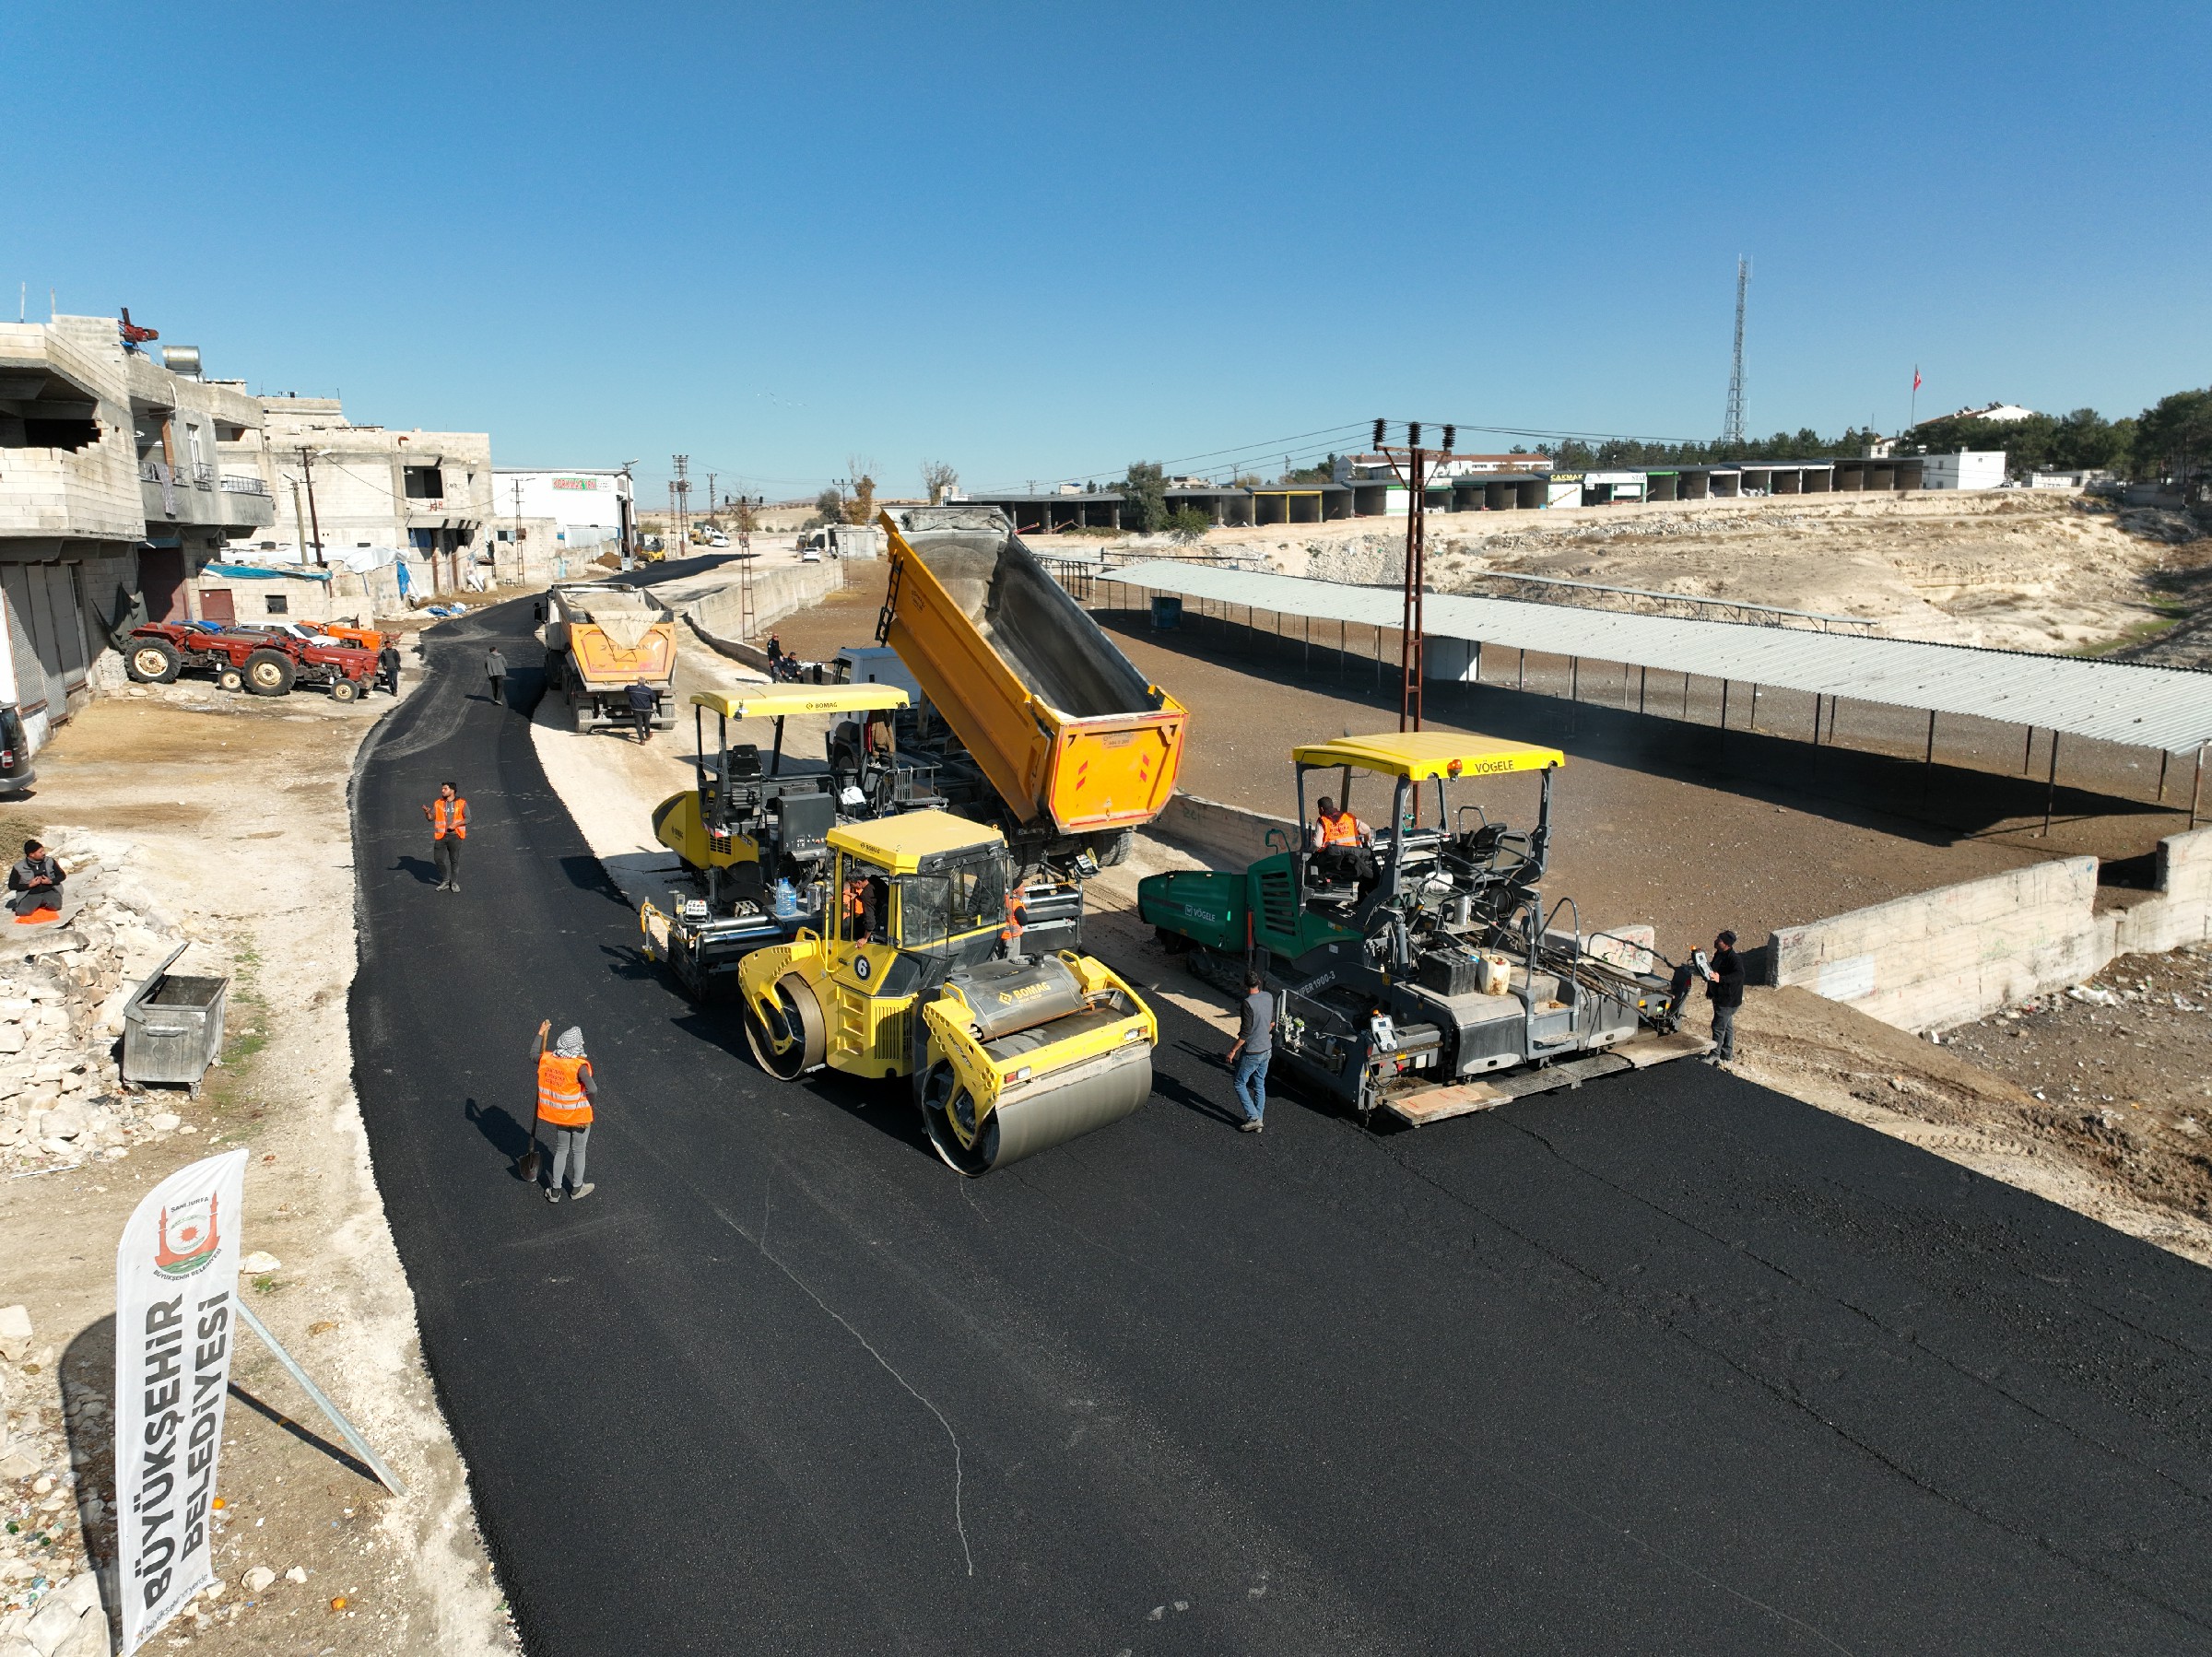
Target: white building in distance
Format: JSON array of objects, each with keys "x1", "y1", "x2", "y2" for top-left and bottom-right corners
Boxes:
[{"x1": 489, "y1": 467, "x2": 634, "y2": 553}]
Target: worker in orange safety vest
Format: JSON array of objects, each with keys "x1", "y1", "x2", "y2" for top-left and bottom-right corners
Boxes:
[
  {"x1": 422, "y1": 781, "x2": 468, "y2": 892},
  {"x1": 532, "y1": 1018, "x2": 598, "y2": 1203},
  {"x1": 1309, "y1": 795, "x2": 1369, "y2": 851}
]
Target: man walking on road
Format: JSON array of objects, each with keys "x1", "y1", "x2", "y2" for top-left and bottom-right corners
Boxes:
[
  {"x1": 1704, "y1": 930, "x2": 1744, "y2": 1064},
  {"x1": 485, "y1": 646, "x2": 507, "y2": 707},
  {"x1": 1228, "y1": 970, "x2": 1275, "y2": 1133},
  {"x1": 533, "y1": 1019, "x2": 597, "y2": 1203},
  {"x1": 377, "y1": 640, "x2": 403, "y2": 696},
  {"x1": 625, "y1": 678, "x2": 656, "y2": 744},
  {"x1": 423, "y1": 781, "x2": 468, "y2": 891}
]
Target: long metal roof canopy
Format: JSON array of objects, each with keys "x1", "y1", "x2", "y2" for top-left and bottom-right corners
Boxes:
[{"x1": 1109, "y1": 560, "x2": 2212, "y2": 755}]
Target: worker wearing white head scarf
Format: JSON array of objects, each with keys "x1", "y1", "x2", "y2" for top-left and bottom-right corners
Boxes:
[{"x1": 532, "y1": 1019, "x2": 599, "y2": 1202}]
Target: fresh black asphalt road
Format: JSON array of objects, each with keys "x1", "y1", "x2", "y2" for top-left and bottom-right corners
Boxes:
[{"x1": 352, "y1": 598, "x2": 2212, "y2": 1656}]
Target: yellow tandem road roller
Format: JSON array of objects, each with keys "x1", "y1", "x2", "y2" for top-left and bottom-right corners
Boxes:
[{"x1": 736, "y1": 810, "x2": 1157, "y2": 1176}]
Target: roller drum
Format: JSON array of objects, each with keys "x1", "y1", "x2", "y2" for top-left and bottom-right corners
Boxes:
[{"x1": 924, "y1": 1042, "x2": 1152, "y2": 1177}]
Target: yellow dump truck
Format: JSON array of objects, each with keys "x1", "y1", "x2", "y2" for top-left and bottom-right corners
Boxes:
[
  {"x1": 739, "y1": 809, "x2": 1157, "y2": 1175},
  {"x1": 543, "y1": 582, "x2": 678, "y2": 734},
  {"x1": 873, "y1": 508, "x2": 1185, "y2": 875}
]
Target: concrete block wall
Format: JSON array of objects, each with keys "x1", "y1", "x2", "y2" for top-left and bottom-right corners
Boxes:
[
  {"x1": 77, "y1": 550, "x2": 139, "y2": 690},
  {"x1": 1771, "y1": 859, "x2": 2105, "y2": 1031},
  {"x1": 684, "y1": 562, "x2": 849, "y2": 660},
  {"x1": 2111, "y1": 828, "x2": 2212, "y2": 956},
  {"x1": 1152, "y1": 793, "x2": 1300, "y2": 864},
  {"x1": 1774, "y1": 826, "x2": 2212, "y2": 1033}
]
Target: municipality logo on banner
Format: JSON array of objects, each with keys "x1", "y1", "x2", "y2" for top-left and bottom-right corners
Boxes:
[{"x1": 116, "y1": 1148, "x2": 247, "y2": 1655}]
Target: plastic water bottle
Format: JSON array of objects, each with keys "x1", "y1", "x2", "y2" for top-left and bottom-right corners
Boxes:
[{"x1": 772, "y1": 879, "x2": 798, "y2": 921}]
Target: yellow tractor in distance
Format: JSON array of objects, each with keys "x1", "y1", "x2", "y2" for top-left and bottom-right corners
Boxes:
[{"x1": 738, "y1": 810, "x2": 1157, "y2": 1175}]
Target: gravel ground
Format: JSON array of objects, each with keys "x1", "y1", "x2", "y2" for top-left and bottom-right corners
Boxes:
[
  {"x1": 0, "y1": 652, "x2": 512, "y2": 1656},
  {"x1": 1937, "y1": 946, "x2": 2212, "y2": 1226}
]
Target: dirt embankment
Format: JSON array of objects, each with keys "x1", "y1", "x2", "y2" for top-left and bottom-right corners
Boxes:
[
  {"x1": 1038, "y1": 492, "x2": 2212, "y2": 654},
  {"x1": 0, "y1": 658, "x2": 512, "y2": 1654}
]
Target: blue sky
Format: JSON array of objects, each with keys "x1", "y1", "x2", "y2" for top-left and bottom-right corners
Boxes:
[{"x1": 10, "y1": 1, "x2": 2206, "y2": 502}]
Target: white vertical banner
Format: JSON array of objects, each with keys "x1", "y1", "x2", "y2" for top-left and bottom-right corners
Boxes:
[{"x1": 114, "y1": 1148, "x2": 247, "y2": 1655}]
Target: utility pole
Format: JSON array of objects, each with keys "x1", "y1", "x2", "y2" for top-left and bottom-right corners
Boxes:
[
  {"x1": 617, "y1": 464, "x2": 636, "y2": 569},
  {"x1": 296, "y1": 447, "x2": 326, "y2": 566},
  {"x1": 510, "y1": 478, "x2": 525, "y2": 582},
  {"x1": 288, "y1": 478, "x2": 310, "y2": 565},
  {"x1": 706, "y1": 470, "x2": 718, "y2": 527},
  {"x1": 738, "y1": 535, "x2": 758, "y2": 642},
  {"x1": 1375, "y1": 417, "x2": 1453, "y2": 733},
  {"x1": 1721, "y1": 255, "x2": 1750, "y2": 448},
  {"x1": 672, "y1": 453, "x2": 691, "y2": 551}
]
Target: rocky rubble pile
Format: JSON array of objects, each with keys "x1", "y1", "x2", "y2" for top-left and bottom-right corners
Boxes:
[
  {"x1": 2114, "y1": 507, "x2": 2208, "y2": 546},
  {"x1": 0, "y1": 830, "x2": 203, "y2": 1177}
]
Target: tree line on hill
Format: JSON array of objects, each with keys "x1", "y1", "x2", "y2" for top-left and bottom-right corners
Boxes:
[{"x1": 1535, "y1": 384, "x2": 2209, "y2": 482}]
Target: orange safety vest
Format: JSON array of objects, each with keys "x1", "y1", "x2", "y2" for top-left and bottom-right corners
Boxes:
[
  {"x1": 433, "y1": 796, "x2": 469, "y2": 840},
  {"x1": 536, "y1": 1053, "x2": 592, "y2": 1127},
  {"x1": 1316, "y1": 810, "x2": 1360, "y2": 847},
  {"x1": 1002, "y1": 889, "x2": 1027, "y2": 946}
]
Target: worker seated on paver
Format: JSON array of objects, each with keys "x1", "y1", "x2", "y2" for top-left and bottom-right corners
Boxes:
[
  {"x1": 1307, "y1": 796, "x2": 1377, "y2": 892},
  {"x1": 1309, "y1": 795, "x2": 1370, "y2": 851}
]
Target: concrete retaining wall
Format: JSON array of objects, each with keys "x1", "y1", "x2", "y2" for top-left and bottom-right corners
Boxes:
[
  {"x1": 2113, "y1": 828, "x2": 2212, "y2": 956},
  {"x1": 1773, "y1": 826, "x2": 2212, "y2": 1032},
  {"x1": 1152, "y1": 793, "x2": 1298, "y2": 864},
  {"x1": 683, "y1": 562, "x2": 848, "y2": 667}
]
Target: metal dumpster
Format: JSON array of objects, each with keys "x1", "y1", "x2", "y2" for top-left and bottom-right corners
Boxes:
[{"x1": 122, "y1": 943, "x2": 228, "y2": 1087}]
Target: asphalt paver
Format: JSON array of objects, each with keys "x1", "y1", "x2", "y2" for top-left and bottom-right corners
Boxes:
[{"x1": 351, "y1": 597, "x2": 2212, "y2": 1655}]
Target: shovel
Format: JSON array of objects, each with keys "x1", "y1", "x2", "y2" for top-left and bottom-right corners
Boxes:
[{"x1": 519, "y1": 1017, "x2": 550, "y2": 1183}]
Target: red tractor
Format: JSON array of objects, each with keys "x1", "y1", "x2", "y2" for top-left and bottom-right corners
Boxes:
[{"x1": 124, "y1": 622, "x2": 380, "y2": 701}]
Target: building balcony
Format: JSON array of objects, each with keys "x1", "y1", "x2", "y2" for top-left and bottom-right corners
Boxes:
[{"x1": 139, "y1": 460, "x2": 274, "y2": 533}]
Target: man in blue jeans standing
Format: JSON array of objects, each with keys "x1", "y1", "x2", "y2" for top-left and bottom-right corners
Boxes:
[{"x1": 1229, "y1": 970, "x2": 1275, "y2": 1134}]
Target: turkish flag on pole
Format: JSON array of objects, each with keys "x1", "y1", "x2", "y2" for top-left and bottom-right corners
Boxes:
[{"x1": 1913, "y1": 367, "x2": 1924, "y2": 391}]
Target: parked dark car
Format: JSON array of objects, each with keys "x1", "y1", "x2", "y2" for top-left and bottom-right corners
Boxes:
[{"x1": 0, "y1": 704, "x2": 33, "y2": 792}]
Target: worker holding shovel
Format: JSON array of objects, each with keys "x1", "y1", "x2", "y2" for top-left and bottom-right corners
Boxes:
[{"x1": 526, "y1": 1019, "x2": 598, "y2": 1203}]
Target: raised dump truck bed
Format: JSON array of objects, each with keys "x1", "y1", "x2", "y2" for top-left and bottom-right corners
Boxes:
[
  {"x1": 876, "y1": 507, "x2": 1184, "y2": 869},
  {"x1": 544, "y1": 583, "x2": 678, "y2": 734}
]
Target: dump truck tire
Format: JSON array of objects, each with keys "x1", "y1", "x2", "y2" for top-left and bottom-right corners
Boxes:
[
  {"x1": 1093, "y1": 828, "x2": 1135, "y2": 868},
  {"x1": 244, "y1": 648, "x2": 295, "y2": 696},
  {"x1": 126, "y1": 640, "x2": 181, "y2": 684},
  {"x1": 745, "y1": 974, "x2": 825, "y2": 1079}
]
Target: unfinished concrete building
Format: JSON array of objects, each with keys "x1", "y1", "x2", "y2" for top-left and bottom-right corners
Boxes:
[
  {"x1": 0, "y1": 317, "x2": 276, "y2": 749},
  {"x1": 233, "y1": 396, "x2": 493, "y2": 594}
]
